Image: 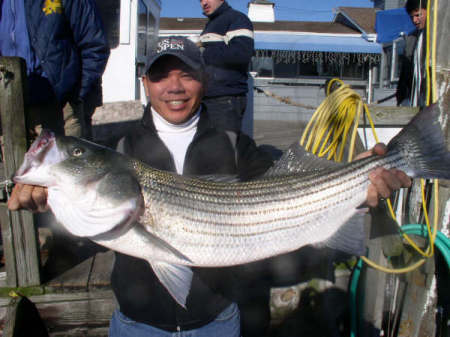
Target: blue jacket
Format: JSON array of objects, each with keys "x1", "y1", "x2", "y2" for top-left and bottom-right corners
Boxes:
[
  {"x1": 23, "y1": 0, "x2": 109, "y2": 104},
  {"x1": 200, "y1": 2, "x2": 254, "y2": 98}
]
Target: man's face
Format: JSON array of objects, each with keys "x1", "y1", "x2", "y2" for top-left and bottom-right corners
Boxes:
[
  {"x1": 143, "y1": 56, "x2": 203, "y2": 125},
  {"x1": 200, "y1": 0, "x2": 224, "y2": 15},
  {"x1": 409, "y1": 8, "x2": 427, "y2": 30}
]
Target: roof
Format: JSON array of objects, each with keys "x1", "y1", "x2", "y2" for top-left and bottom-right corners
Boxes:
[
  {"x1": 255, "y1": 33, "x2": 382, "y2": 53},
  {"x1": 159, "y1": 14, "x2": 382, "y2": 55},
  {"x1": 248, "y1": 0, "x2": 275, "y2": 6},
  {"x1": 334, "y1": 7, "x2": 378, "y2": 35},
  {"x1": 160, "y1": 18, "x2": 207, "y2": 31},
  {"x1": 159, "y1": 18, "x2": 360, "y2": 34},
  {"x1": 253, "y1": 21, "x2": 359, "y2": 34}
]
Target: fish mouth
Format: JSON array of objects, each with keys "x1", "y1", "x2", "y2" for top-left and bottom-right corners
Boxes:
[{"x1": 13, "y1": 130, "x2": 61, "y2": 184}]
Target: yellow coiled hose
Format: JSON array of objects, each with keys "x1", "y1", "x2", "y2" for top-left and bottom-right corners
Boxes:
[{"x1": 300, "y1": 78, "x2": 438, "y2": 273}]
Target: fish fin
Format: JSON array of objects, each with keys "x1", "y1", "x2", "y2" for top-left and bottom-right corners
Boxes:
[
  {"x1": 133, "y1": 225, "x2": 193, "y2": 265},
  {"x1": 151, "y1": 262, "x2": 193, "y2": 308},
  {"x1": 323, "y1": 209, "x2": 367, "y2": 256},
  {"x1": 264, "y1": 142, "x2": 343, "y2": 177},
  {"x1": 387, "y1": 103, "x2": 450, "y2": 179}
]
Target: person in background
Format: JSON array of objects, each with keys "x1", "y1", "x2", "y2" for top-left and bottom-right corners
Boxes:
[
  {"x1": 0, "y1": 0, "x2": 110, "y2": 140},
  {"x1": 0, "y1": 0, "x2": 110, "y2": 280},
  {"x1": 396, "y1": 0, "x2": 428, "y2": 107},
  {"x1": 198, "y1": 0, "x2": 254, "y2": 135},
  {"x1": 7, "y1": 36, "x2": 411, "y2": 337}
]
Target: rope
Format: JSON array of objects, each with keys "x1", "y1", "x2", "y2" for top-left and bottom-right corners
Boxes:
[{"x1": 254, "y1": 86, "x2": 317, "y2": 110}]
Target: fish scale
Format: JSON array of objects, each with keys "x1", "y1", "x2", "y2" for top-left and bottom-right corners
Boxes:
[
  {"x1": 12, "y1": 104, "x2": 450, "y2": 307},
  {"x1": 134, "y1": 152, "x2": 403, "y2": 267}
]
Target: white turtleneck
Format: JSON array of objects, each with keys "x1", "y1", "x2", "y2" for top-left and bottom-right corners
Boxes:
[{"x1": 151, "y1": 107, "x2": 200, "y2": 174}]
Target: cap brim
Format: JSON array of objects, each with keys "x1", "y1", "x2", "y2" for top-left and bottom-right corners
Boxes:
[{"x1": 145, "y1": 51, "x2": 203, "y2": 74}]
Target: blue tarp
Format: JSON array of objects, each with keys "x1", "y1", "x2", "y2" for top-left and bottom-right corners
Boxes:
[
  {"x1": 254, "y1": 33, "x2": 382, "y2": 54},
  {"x1": 375, "y1": 8, "x2": 416, "y2": 43}
]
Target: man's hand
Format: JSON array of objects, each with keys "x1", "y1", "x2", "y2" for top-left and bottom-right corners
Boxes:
[
  {"x1": 357, "y1": 143, "x2": 411, "y2": 207},
  {"x1": 7, "y1": 183, "x2": 49, "y2": 213}
]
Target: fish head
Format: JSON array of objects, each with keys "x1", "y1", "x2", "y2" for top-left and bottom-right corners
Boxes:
[
  {"x1": 14, "y1": 130, "x2": 143, "y2": 237},
  {"x1": 14, "y1": 129, "x2": 62, "y2": 187},
  {"x1": 15, "y1": 130, "x2": 120, "y2": 187}
]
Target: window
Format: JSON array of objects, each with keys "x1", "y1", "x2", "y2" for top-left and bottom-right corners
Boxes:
[
  {"x1": 273, "y1": 60, "x2": 297, "y2": 78},
  {"x1": 252, "y1": 56, "x2": 273, "y2": 77},
  {"x1": 137, "y1": 0, "x2": 157, "y2": 74},
  {"x1": 94, "y1": 0, "x2": 120, "y2": 49},
  {"x1": 137, "y1": 0, "x2": 149, "y2": 59}
]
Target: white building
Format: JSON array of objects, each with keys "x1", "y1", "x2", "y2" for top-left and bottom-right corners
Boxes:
[{"x1": 95, "y1": 0, "x2": 161, "y2": 103}]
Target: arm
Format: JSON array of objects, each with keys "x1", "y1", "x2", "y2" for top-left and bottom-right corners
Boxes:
[
  {"x1": 65, "y1": 0, "x2": 110, "y2": 100},
  {"x1": 235, "y1": 134, "x2": 274, "y2": 181}
]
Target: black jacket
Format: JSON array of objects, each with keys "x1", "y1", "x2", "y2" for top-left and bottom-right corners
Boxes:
[
  {"x1": 200, "y1": 2, "x2": 254, "y2": 98},
  {"x1": 396, "y1": 30, "x2": 427, "y2": 106},
  {"x1": 111, "y1": 105, "x2": 273, "y2": 331}
]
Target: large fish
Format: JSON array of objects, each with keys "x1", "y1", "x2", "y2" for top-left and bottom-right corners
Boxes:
[{"x1": 13, "y1": 104, "x2": 450, "y2": 307}]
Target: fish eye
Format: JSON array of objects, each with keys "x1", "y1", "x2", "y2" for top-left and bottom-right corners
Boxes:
[{"x1": 72, "y1": 147, "x2": 84, "y2": 157}]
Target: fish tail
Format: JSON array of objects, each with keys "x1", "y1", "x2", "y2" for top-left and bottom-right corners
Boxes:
[{"x1": 387, "y1": 104, "x2": 450, "y2": 179}]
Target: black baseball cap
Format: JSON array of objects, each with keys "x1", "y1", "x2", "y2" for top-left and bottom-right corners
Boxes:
[{"x1": 144, "y1": 36, "x2": 204, "y2": 74}]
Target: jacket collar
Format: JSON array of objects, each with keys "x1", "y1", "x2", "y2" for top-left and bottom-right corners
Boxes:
[{"x1": 206, "y1": 1, "x2": 230, "y2": 19}]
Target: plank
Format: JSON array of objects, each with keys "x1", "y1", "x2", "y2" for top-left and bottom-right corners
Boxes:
[
  {"x1": 32, "y1": 290, "x2": 114, "y2": 334},
  {"x1": 4, "y1": 296, "x2": 49, "y2": 337},
  {"x1": 1, "y1": 297, "x2": 16, "y2": 337},
  {"x1": 0, "y1": 57, "x2": 40, "y2": 286},
  {"x1": 397, "y1": 254, "x2": 436, "y2": 337},
  {"x1": 45, "y1": 255, "x2": 94, "y2": 290},
  {"x1": 359, "y1": 215, "x2": 389, "y2": 337},
  {"x1": 361, "y1": 106, "x2": 419, "y2": 126},
  {"x1": 0, "y1": 291, "x2": 113, "y2": 336},
  {"x1": 88, "y1": 251, "x2": 114, "y2": 290}
]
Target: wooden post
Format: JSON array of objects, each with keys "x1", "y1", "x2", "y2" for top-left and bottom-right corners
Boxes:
[
  {"x1": 397, "y1": 0, "x2": 450, "y2": 335},
  {"x1": 0, "y1": 57, "x2": 41, "y2": 287},
  {"x1": 3, "y1": 296, "x2": 49, "y2": 337}
]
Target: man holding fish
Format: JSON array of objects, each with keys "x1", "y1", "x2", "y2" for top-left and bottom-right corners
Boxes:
[{"x1": 7, "y1": 35, "x2": 429, "y2": 337}]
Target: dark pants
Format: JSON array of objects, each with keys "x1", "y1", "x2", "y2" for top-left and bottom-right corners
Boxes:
[
  {"x1": 27, "y1": 96, "x2": 97, "y2": 141},
  {"x1": 238, "y1": 285, "x2": 271, "y2": 337},
  {"x1": 202, "y1": 95, "x2": 247, "y2": 133}
]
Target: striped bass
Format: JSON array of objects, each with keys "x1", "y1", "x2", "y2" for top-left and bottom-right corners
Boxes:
[{"x1": 13, "y1": 104, "x2": 450, "y2": 306}]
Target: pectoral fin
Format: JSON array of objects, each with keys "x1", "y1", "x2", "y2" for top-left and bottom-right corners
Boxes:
[
  {"x1": 133, "y1": 225, "x2": 193, "y2": 265},
  {"x1": 323, "y1": 208, "x2": 367, "y2": 256},
  {"x1": 150, "y1": 262, "x2": 193, "y2": 308}
]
